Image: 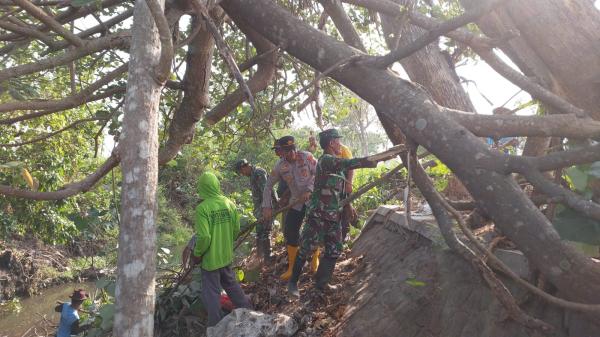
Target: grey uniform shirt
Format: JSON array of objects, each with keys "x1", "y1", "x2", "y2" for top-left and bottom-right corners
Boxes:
[{"x1": 262, "y1": 151, "x2": 317, "y2": 211}]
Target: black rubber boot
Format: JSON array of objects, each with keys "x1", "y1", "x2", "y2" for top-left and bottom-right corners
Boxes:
[
  {"x1": 287, "y1": 255, "x2": 306, "y2": 297},
  {"x1": 314, "y1": 257, "x2": 339, "y2": 291}
]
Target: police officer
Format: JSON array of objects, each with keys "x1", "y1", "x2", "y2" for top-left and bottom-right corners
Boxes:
[
  {"x1": 262, "y1": 136, "x2": 318, "y2": 280},
  {"x1": 287, "y1": 129, "x2": 396, "y2": 296},
  {"x1": 234, "y1": 158, "x2": 274, "y2": 262}
]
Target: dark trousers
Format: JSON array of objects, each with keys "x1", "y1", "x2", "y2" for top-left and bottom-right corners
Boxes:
[
  {"x1": 201, "y1": 266, "x2": 252, "y2": 326},
  {"x1": 284, "y1": 205, "x2": 306, "y2": 246}
]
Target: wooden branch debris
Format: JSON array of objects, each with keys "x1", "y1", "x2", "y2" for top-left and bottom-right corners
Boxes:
[
  {"x1": 437, "y1": 173, "x2": 600, "y2": 315},
  {"x1": 406, "y1": 150, "x2": 556, "y2": 332}
]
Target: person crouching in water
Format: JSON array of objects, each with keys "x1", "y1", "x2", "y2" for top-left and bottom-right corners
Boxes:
[
  {"x1": 191, "y1": 172, "x2": 252, "y2": 327},
  {"x1": 55, "y1": 289, "x2": 89, "y2": 337}
]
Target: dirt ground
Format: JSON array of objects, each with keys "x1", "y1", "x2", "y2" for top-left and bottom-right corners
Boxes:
[{"x1": 235, "y1": 244, "x2": 359, "y2": 337}]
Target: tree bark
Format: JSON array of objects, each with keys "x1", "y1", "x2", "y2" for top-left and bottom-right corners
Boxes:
[
  {"x1": 460, "y1": 0, "x2": 600, "y2": 120},
  {"x1": 113, "y1": 0, "x2": 163, "y2": 335},
  {"x1": 221, "y1": 0, "x2": 600, "y2": 303},
  {"x1": 159, "y1": 15, "x2": 215, "y2": 164},
  {"x1": 380, "y1": 3, "x2": 475, "y2": 112}
]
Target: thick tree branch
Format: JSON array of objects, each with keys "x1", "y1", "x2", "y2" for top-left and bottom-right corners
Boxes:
[
  {"x1": 11, "y1": 0, "x2": 84, "y2": 47},
  {"x1": 158, "y1": 14, "x2": 217, "y2": 164},
  {"x1": 493, "y1": 144, "x2": 600, "y2": 174},
  {"x1": 405, "y1": 150, "x2": 555, "y2": 332},
  {"x1": 440, "y1": 187, "x2": 600, "y2": 315},
  {"x1": 523, "y1": 168, "x2": 600, "y2": 221},
  {"x1": 0, "y1": 63, "x2": 127, "y2": 114},
  {"x1": 476, "y1": 48, "x2": 589, "y2": 118},
  {"x1": 0, "y1": 151, "x2": 119, "y2": 200},
  {"x1": 0, "y1": 117, "x2": 106, "y2": 147},
  {"x1": 361, "y1": 0, "x2": 504, "y2": 68},
  {"x1": 0, "y1": 86, "x2": 125, "y2": 125},
  {"x1": 0, "y1": 20, "x2": 57, "y2": 47},
  {"x1": 203, "y1": 23, "x2": 277, "y2": 126},
  {"x1": 191, "y1": 0, "x2": 256, "y2": 113},
  {"x1": 318, "y1": 0, "x2": 367, "y2": 52},
  {"x1": 403, "y1": 10, "x2": 591, "y2": 118},
  {"x1": 221, "y1": 0, "x2": 600, "y2": 303},
  {"x1": 145, "y1": 0, "x2": 172, "y2": 84},
  {"x1": 445, "y1": 110, "x2": 600, "y2": 139},
  {"x1": 45, "y1": 7, "x2": 134, "y2": 53},
  {"x1": 0, "y1": 31, "x2": 130, "y2": 84},
  {"x1": 0, "y1": 0, "x2": 125, "y2": 55}
]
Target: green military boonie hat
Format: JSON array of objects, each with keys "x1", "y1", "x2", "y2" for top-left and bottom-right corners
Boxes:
[
  {"x1": 318, "y1": 128, "x2": 342, "y2": 142},
  {"x1": 233, "y1": 158, "x2": 249, "y2": 171}
]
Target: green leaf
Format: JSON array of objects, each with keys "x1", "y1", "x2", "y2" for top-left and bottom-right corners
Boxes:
[
  {"x1": 166, "y1": 160, "x2": 178, "y2": 168},
  {"x1": 99, "y1": 304, "x2": 115, "y2": 330},
  {"x1": 0, "y1": 161, "x2": 24, "y2": 169},
  {"x1": 405, "y1": 278, "x2": 426, "y2": 287},
  {"x1": 553, "y1": 206, "x2": 600, "y2": 245},
  {"x1": 95, "y1": 277, "x2": 111, "y2": 290},
  {"x1": 565, "y1": 166, "x2": 589, "y2": 191},
  {"x1": 106, "y1": 283, "x2": 116, "y2": 297},
  {"x1": 589, "y1": 161, "x2": 600, "y2": 178}
]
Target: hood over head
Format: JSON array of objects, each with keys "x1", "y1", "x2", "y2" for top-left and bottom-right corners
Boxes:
[{"x1": 197, "y1": 171, "x2": 223, "y2": 199}]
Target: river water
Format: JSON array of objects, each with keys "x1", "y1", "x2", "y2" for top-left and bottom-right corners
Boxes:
[{"x1": 0, "y1": 282, "x2": 95, "y2": 337}]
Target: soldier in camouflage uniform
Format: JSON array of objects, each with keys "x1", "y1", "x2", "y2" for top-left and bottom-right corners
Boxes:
[
  {"x1": 235, "y1": 159, "x2": 275, "y2": 262},
  {"x1": 287, "y1": 129, "x2": 392, "y2": 296}
]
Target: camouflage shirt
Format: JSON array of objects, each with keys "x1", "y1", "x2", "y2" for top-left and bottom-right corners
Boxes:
[
  {"x1": 249, "y1": 166, "x2": 272, "y2": 219},
  {"x1": 307, "y1": 154, "x2": 375, "y2": 222}
]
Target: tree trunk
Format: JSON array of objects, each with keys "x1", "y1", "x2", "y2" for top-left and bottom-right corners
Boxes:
[
  {"x1": 159, "y1": 15, "x2": 215, "y2": 164},
  {"x1": 380, "y1": 0, "x2": 475, "y2": 112},
  {"x1": 460, "y1": 0, "x2": 600, "y2": 120},
  {"x1": 221, "y1": 0, "x2": 600, "y2": 303},
  {"x1": 113, "y1": 0, "x2": 163, "y2": 335}
]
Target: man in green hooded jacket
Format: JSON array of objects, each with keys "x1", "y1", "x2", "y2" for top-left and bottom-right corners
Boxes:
[{"x1": 191, "y1": 172, "x2": 252, "y2": 326}]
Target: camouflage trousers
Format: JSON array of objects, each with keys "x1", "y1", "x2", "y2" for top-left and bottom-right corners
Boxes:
[
  {"x1": 253, "y1": 209, "x2": 272, "y2": 240},
  {"x1": 298, "y1": 215, "x2": 343, "y2": 260}
]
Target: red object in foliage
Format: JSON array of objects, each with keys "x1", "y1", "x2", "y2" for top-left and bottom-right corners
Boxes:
[{"x1": 220, "y1": 294, "x2": 234, "y2": 312}]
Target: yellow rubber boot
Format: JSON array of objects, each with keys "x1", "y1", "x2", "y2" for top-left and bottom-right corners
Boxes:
[
  {"x1": 311, "y1": 248, "x2": 320, "y2": 274},
  {"x1": 280, "y1": 245, "x2": 299, "y2": 281}
]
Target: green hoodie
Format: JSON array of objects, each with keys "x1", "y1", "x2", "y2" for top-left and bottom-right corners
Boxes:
[{"x1": 193, "y1": 172, "x2": 240, "y2": 271}]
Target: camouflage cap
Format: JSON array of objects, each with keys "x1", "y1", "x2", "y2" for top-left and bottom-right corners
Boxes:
[{"x1": 319, "y1": 128, "x2": 342, "y2": 141}]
